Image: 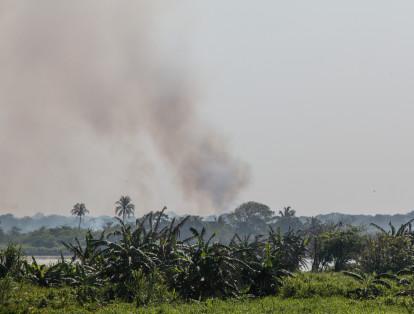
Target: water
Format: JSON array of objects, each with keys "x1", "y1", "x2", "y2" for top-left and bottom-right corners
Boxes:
[
  {"x1": 26, "y1": 256, "x2": 69, "y2": 265},
  {"x1": 28, "y1": 256, "x2": 317, "y2": 270}
]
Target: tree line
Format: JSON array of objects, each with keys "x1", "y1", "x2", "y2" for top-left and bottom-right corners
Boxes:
[{"x1": 0, "y1": 200, "x2": 414, "y2": 306}]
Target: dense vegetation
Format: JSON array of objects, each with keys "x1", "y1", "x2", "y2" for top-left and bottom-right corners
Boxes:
[
  {"x1": 2, "y1": 201, "x2": 413, "y2": 258},
  {"x1": 1, "y1": 278, "x2": 412, "y2": 313},
  {"x1": 1, "y1": 201, "x2": 414, "y2": 312},
  {"x1": 1, "y1": 203, "x2": 414, "y2": 235},
  {"x1": 0, "y1": 227, "x2": 89, "y2": 256}
]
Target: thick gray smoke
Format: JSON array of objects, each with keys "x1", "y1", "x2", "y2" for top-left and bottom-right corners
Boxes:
[{"x1": 0, "y1": 1, "x2": 250, "y2": 215}]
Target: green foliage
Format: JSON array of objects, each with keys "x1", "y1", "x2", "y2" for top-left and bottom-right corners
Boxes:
[
  {"x1": 0, "y1": 276, "x2": 15, "y2": 305},
  {"x1": 173, "y1": 227, "x2": 249, "y2": 299},
  {"x1": 3, "y1": 205, "x2": 414, "y2": 312},
  {"x1": 126, "y1": 269, "x2": 175, "y2": 306},
  {"x1": 280, "y1": 272, "x2": 359, "y2": 299},
  {"x1": 395, "y1": 266, "x2": 414, "y2": 301},
  {"x1": 342, "y1": 271, "x2": 396, "y2": 299},
  {"x1": 74, "y1": 284, "x2": 104, "y2": 305},
  {"x1": 60, "y1": 208, "x2": 298, "y2": 301},
  {"x1": 0, "y1": 284, "x2": 77, "y2": 312},
  {"x1": 62, "y1": 230, "x2": 104, "y2": 266},
  {"x1": 23, "y1": 257, "x2": 67, "y2": 287},
  {"x1": 237, "y1": 228, "x2": 305, "y2": 297},
  {"x1": 247, "y1": 241, "x2": 292, "y2": 297},
  {"x1": 318, "y1": 226, "x2": 364, "y2": 271},
  {"x1": 0, "y1": 226, "x2": 91, "y2": 256},
  {"x1": 267, "y1": 228, "x2": 307, "y2": 272},
  {"x1": 370, "y1": 219, "x2": 414, "y2": 237},
  {"x1": 0, "y1": 244, "x2": 24, "y2": 279},
  {"x1": 0, "y1": 279, "x2": 409, "y2": 313},
  {"x1": 359, "y1": 234, "x2": 414, "y2": 273}
]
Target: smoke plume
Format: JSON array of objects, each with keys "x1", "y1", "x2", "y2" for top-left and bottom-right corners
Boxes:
[{"x1": 0, "y1": 1, "x2": 250, "y2": 215}]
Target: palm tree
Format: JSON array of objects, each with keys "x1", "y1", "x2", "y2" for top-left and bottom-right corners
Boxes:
[
  {"x1": 279, "y1": 206, "x2": 296, "y2": 217},
  {"x1": 115, "y1": 196, "x2": 135, "y2": 223},
  {"x1": 71, "y1": 203, "x2": 89, "y2": 230}
]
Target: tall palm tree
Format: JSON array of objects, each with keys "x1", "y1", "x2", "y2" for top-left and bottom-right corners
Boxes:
[
  {"x1": 115, "y1": 196, "x2": 135, "y2": 223},
  {"x1": 279, "y1": 206, "x2": 296, "y2": 217},
  {"x1": 71, "y1": 203, "x2": 89, "y2": 230}
]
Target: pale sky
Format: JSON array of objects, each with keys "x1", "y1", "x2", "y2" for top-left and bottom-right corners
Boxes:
[
  {"x1": 1, "y1": 1, "x2": 414, "y2": 216},
  {"x1": 190, "y1": 1, "x2": 414, "y2": 215}
]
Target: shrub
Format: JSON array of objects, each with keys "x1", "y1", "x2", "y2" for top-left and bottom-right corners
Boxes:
[
  {"x1": 342, "y1": 271, "x2": 396, "y2": 299},
  {"x1": 280, "y1": 273, "x2": 358, "y2": 299},
  {"x1": 318, "y1": 227, "x2": 364, "y2": 272},
  {"x1": 173, "y1": 228, "x2": 246, "y2": 300},
  {"x1": 359, "y1": 234, "x2": 414, "y2": 273},
  {"x1": 23, "y1": 257, "x2": 68, "y2": 287},
  {"x1": 0, "y1": 244, "x2": 24, "y2": 279},
  {"x1": 0, "y1": 276, "x2": 15, "y2": 305},
  {"x1": 75, "y1": 285, "x2": 103, "y2": 305},
  {"x1": 126, "y1": 269, "x2": 176, "y2": 306},
  {"x1": 267, "y1": 228, "x2": 307, "y2": 272},
  {"x1": 247, "y1": 242, "x2": 292, "y2": 297}
]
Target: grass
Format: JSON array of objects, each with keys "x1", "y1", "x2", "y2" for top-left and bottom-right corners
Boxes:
[
  {"x1": 2, "y1": 295, "x2": 408, "y2": 314},
  {"x1": 280, "y1": 272, "x2": 361, "y2": 298},
  {"x1": 0, "y1": 273, "x2": 412, "y2": 314},
  {"x1": 99, "y1": 297, "x2": 408, "y2": 314}
]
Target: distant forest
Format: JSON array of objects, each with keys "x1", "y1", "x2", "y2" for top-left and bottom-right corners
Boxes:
[{"x1": 0, "y1": 201, "x2": 413, "y2": 256}]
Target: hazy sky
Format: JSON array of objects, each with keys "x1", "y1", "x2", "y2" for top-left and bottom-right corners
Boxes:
[
  {"x1": 190, "y1": 1, "x2": 414, "y2": 215},
  {"x1": 1, "y1": 1, "x2": 414, "y2": 216}
]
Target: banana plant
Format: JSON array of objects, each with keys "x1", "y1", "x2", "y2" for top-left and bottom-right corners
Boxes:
[
  {"x1": 24, "y1": 257, "x2": 66, "y2": 287},
  {"x1": 247, "y1": 241, "x2": 292, "y2": 297},
  {"x1": 396, "y1": 266, "x2": 414, "y2": 296},
  {"x1": 173, "y1": 227, "x2": 252, "y2": 300},
  {"x1": 370, "y1": 219, "x2": 414, "y2": 238},
  {"x1": 0, "y1": 244, "x2": 24, "y2": 279},
  {"x1": 62, "y1": 230, "x2": 105, "y2": 266},
  {"x1": 343, "y1": 270, "x2": 395, "y2": 299}
]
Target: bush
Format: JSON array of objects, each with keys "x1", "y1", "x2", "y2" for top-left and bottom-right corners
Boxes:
[
  {"x1": 0, "y1": 244, "x2": 24, "y2": 279},
  {"x1": 75, "y1": 285, "x2": 103, "y2": 305},
  {"x1": 268, "y1": 229, "x2": 307, "y2": 272},
  {"x1": 0, "y1": 276, "x2": 15, "y2": 305},
  {"x1": 280, "y1": 273, "x2": 359, "y2": 299},
  {"x1": 318, "y1": 227, "x2": 364, "y2": 272},
  {"x1": 126, "y1": 269, "x2": 176, "y2": 306},
  {"x1": 359, "y1": 234, "x2": 414, "y2": 273}
]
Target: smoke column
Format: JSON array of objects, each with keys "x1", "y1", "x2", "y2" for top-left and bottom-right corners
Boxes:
[{"x1": 0, "y1": 1, "x2": 250, "y2": 215}]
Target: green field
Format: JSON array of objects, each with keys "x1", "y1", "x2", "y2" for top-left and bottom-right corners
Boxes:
[
  {"x1": 2, "y1": 273, "x2": 412, "y2": 314},
  {"x1": 21, "y1": 297, "x2": 408, "y2": 314}
]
